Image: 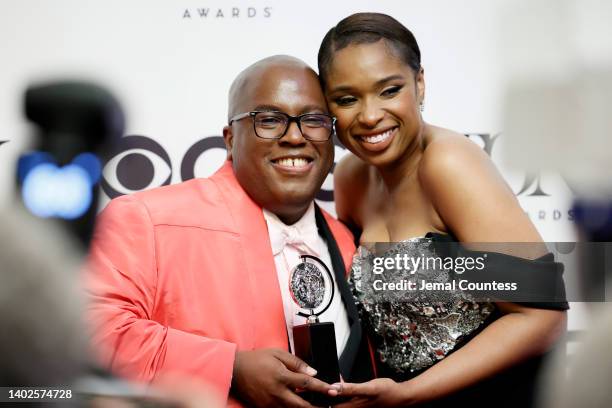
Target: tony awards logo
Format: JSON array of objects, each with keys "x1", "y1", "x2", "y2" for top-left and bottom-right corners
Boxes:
[
  {"x1": 290, "y1": 255, "x2": 334, "y2": 321},
  {"x1": 289, "y1": 255, "x2": 340, "y2": 406}
]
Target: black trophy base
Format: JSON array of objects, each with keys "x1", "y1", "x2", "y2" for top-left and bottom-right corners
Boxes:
[{"x1": 293, "y1": 321, "x2": 341, "y2": 406}]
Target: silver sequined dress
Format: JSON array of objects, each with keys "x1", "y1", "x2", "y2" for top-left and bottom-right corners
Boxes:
[{"x1": 350, "y1": 236, "x2": 496, "y2": 375}]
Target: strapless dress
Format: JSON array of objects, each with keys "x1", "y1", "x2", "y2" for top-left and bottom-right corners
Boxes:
[{"x1": 349, "y1": 234, "x2": 496, "y2": 376}]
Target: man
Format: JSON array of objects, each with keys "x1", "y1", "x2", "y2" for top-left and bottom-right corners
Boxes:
[{"x1": 85, "y1": 55, "x2": 372, "y2": 407}]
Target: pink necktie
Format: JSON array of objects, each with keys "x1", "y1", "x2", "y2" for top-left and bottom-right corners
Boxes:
[{"x1": 269, "y1": 225, "x2": 320, "y2": 257}]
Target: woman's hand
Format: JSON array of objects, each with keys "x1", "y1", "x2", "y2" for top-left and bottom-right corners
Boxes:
[{"x1": 332, "y1": 378, "x2": 413, "y2": 408}]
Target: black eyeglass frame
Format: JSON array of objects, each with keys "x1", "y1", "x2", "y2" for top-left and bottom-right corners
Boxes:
[{"x1": 228, "y1": 111, "x2": 336, "y2": 142}]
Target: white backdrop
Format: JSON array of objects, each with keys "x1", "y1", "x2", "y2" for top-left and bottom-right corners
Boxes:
[{"x1": 0, "y1": 0, "x2": 585, "y2": 328}]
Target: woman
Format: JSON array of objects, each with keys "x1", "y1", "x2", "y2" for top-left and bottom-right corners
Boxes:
[{"x1": 318, "y1": 13, "x2": 568, "y2": 407}]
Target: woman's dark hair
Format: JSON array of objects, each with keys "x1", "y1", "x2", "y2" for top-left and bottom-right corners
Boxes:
[{"x1": 318, "y1": 12, "x2": 421, "y2": 87}]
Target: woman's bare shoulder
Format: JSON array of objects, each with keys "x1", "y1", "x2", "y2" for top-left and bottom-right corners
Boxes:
[
  {"x1": 417, "y1": 125, "x2": 540, "y2": 242},
  {"x1": 335, "y1": 153, "x2": 369, "y2": 182},
  {"x1": 419, "y1": 126, "x2": 493, "y2": 183},
  {"x1": 334, "y1": 153, "x2": 369, "y2": 225}
]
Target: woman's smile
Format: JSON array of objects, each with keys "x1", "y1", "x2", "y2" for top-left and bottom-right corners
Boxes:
[{"x1": 354, "y1": 126, "x2": 398, "y2": 152}]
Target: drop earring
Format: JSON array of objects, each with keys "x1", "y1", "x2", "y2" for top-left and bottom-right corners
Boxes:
[{"x1": 419, "y1": 101, "x2": 425, "y2": 112}]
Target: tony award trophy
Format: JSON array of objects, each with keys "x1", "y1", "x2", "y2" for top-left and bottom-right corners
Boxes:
[{"x1": 289, "y1": 254, "x2": 340, "y2": 406}]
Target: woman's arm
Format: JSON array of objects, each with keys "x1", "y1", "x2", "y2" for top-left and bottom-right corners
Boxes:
[
  {"x1": 398, "y1": 304, "x2": 565, "y2": 404},
  {"x1": 408, "y1": 135, "x2": 566, "y2": 402}
]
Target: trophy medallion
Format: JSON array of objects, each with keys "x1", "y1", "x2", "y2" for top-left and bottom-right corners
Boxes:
[
  {"x1": 289, "y1": 254, "x2": 334, "y2": 321},
  {"x1": 289, "y1": 255, "x2": 341, "y2": 406}
]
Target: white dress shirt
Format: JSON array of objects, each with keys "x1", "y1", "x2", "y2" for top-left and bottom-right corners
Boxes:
[{"x1": 263, "y1": 203, "x2": 350, "y2": 358}]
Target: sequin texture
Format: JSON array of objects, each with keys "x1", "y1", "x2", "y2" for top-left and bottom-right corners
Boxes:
[{"x1": 350, "y1": 237, "x2": 495, "y2": 374}]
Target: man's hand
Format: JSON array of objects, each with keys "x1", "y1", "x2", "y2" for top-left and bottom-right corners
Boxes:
[{"x1": 231, "y1": 348, "x2": 335, "y2": 408}]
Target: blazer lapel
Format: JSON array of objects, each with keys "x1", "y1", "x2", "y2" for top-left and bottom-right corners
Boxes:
[
  {"x1": 314, "y1": 205, "x2": 362, "y2": 379},
  {"x1": 211, "y1": 162, "x2": 288, "y2": 350}
]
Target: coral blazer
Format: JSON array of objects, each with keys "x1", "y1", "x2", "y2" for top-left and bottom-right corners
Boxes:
[{"x1": 85, "y1": 161, "x2": 358, "y2": 406}]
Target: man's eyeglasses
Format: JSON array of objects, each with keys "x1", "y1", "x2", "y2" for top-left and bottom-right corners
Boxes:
[{"x1": 228, "y1": 111, "x2": 335, "y2": 142}]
